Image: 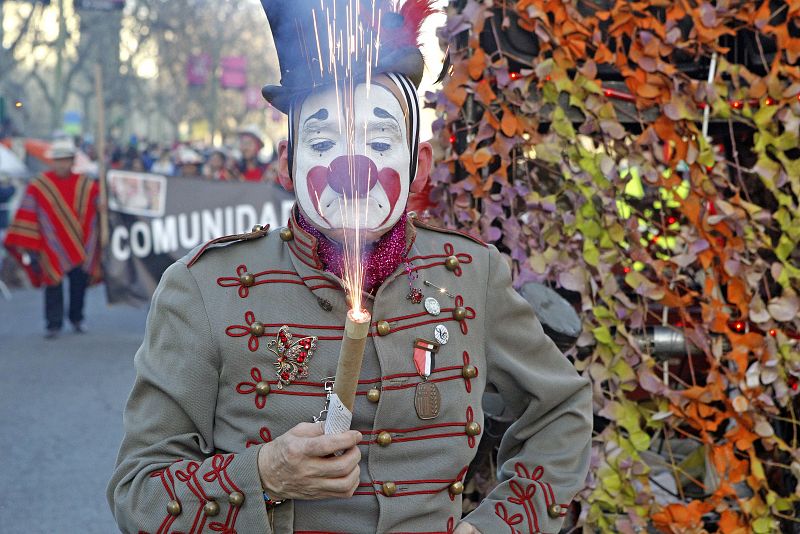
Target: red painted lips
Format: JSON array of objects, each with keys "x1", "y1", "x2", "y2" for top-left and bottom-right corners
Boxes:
[{"x1": 306, "y1": 155, "x2": 402, "y2": 226}]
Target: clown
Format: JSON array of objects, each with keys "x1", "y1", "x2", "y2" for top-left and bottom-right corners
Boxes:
[{"x1": 108, "y1": 1, "x2": 592, "y2": 532}]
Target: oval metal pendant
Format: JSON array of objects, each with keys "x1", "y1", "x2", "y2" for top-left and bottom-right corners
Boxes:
[
  {"x1": 434, "y1": 324, "x2": 449, "y2": 345},
  {"x1": 424, "y1": 297, "x2": 441, "y2": 316},
  {"x1": 414, "y1": 381, "x2": 441, "y2": 420}
]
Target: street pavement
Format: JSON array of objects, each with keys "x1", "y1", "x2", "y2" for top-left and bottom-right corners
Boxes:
[{"x1": 0, "y1": 285, "x2": 146, "y2": 533}]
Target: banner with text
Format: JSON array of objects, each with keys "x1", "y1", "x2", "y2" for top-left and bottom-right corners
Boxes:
[{"x1": 105, "y1": 171, "x2": 294, "y2": 306}]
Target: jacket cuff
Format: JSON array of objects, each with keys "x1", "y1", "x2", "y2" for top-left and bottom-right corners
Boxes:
[{"x1": 462, "y1": 464, "x2": 570, "y2": 534}]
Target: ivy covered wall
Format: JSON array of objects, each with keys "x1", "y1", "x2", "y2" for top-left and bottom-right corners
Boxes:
[{"x1": 429, "y1": 1, "x2": 800, "y2": 531}]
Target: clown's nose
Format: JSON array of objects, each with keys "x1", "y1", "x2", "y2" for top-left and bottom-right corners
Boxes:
[{"x1": 327, "y1": 155, "x2": 379, "y2": 198}]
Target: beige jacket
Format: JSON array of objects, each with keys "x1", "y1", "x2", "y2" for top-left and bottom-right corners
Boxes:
[{"x1": 108, "y1": 211, "x2": 592, "y2": 533}]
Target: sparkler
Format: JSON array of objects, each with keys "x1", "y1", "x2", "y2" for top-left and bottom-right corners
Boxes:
[{"x1": 309, "y1": 0, "x2": 383, "y2": 422}]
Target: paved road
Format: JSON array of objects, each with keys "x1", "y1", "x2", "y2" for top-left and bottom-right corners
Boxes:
[{"x1": 0, "y1": 285, "x2": 146, "y2": 533}]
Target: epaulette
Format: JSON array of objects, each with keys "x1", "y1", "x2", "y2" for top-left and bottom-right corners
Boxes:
[
  {"x1": 409, "y1": 213, "x2": 488, "y2": 248},
  {"x1": 187, "y1": 224, "x2": 271, "y2": 267}
]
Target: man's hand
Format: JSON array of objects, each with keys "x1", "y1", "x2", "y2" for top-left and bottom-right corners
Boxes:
[
  {"x1": 257, "y1": 421, "x2": 362, "y2": 501},
  {"x1": 454, "y1": 522, "x2": 482, "y2": 534}
]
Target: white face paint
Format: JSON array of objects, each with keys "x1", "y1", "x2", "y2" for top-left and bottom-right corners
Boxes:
[{"x1": 294, "y1": 83, "x2": 411, "y2": 239}]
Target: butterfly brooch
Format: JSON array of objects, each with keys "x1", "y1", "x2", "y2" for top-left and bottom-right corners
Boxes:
[{"x1": 267, "y1": 326, "x2": 319, "y2": 388}]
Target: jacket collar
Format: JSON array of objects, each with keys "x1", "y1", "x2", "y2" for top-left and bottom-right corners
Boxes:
[{"x1": 284, "y1": 205, "x2": 418, "y2": 301}]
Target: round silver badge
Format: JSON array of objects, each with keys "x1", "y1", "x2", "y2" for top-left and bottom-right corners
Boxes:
[
  {"x1": 434, "y1": 324, "x2": 449, "y2": 345},
  {"x1": 424, "y1": 297, "x2": 441, "y2": 316}
]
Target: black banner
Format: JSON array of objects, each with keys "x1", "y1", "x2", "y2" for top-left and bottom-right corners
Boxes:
[{"x1": 104, "y1": 171, "x2": 294, "y2": 306}]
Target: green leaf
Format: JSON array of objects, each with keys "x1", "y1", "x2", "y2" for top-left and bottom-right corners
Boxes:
[
  {"x1": 600, "y1": 471, "x2": 622, "y2": 493},
  {"x1": 753, "y1": 517, "x2": 775, "y2": 533},
  {"x1": 552, "y1": 106, "x2": 575, "y2": 138},
  {"x1": 593, "y1": 325, "x2": 612, "y2": 344},
  {"x1": 776, "y1": 234, "x2": 795, "y2": 262},
  {"x1": 629, "y1": 430, "x2": 651, "y2": 451},
  {"x1": 580, "y1": 219, "x2": 602, "y2": 239},
  {"x1": 753, "y1": 104, "x2": 779, "y2": 128}
]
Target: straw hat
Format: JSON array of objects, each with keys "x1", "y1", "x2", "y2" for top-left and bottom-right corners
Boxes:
[{"x1": 46, "y1": 138, "x2": 77, "y2": 160}]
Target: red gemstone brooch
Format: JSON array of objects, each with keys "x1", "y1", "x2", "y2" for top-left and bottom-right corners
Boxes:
[{"x1": 267, "y1": 326, "x2": 318, "y2": 388}]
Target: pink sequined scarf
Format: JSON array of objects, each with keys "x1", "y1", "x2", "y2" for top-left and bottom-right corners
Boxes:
[{"x1": 296, "y1": 211, "x2": 409, "y2": 294}]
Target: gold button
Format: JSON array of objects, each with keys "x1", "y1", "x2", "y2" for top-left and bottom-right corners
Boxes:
[
  {"x1": 228, "y1": 491, "x2": 245, "y2": 507},
  {"x1": 548, "y1": 504, "x2": 562, "y2": 518},
  {"x1": 449, "y1": 481, "x2": 464, "y2": 495},
  {"x1": 255, "y1": 381, "x2": 271, "y2": 396},
  {"x1": 445, "y1": 255, "x2": 460, "y2": 271},
  {"x1": 250, "y1": 321, "x2": 265, "y2": 337},
  {"x1": 280, "y1": 227, "x2": 294, "y2": 241},
  {"x1": 166, "y1": 500, "x2": 181, "y2": 516},
  {"x1": 203, "y1": 500, "x2": 220, "y2": 516},
  {"x1": 462, "y1": 365, "x2": 478, "y2": 379},
  {"x1": 376, "y1": 321, "x2": 391, "y2": 336},
  {"x1": 453, "y1": 307, "x2": 467, "y2": 321},
  {"x1": 376, "y1": 431, "x2": 392, "y2": 447},
  {"x1": 239, "y1": 273, "x2": 255, "y2": 287},
  {"x1": 367, "y1": 388, "x2": 381, "y2": 403},
  {"x1": 465, "y1": 421, "x2": 481, "y2": 437},
  {"x1": 252, "y1": 224, "x2": 264, "y2": 233},
  {"x1": 382, "y1": 481, "x2": 397, "y2": 496}
]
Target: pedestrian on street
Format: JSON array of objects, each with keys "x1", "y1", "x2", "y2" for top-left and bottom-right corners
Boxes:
[
  {"x1": 150, "y1": 147, "x2": 176, "y2": 177},
  {"x1": 3, "y1": 138, "x2": 101, "y2": 338},
  {"x1": 235, "y1": 124, "x2": 270, "y2": 182},
  {"x1": 174, "y1": 146, "x2": 204, "y2": 178},
  {"x1": 204, "y1": 147, "x2": 230, "y2": 181}
]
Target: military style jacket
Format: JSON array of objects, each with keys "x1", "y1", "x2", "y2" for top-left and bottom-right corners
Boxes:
[{"x1": 108, "y1": 210, "x2": 593, "y2": 533}]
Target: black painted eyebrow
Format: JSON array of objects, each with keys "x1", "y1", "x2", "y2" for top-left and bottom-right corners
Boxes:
[
  {"x1": 374, "y1": 107, "x2": 397, "y2": 121},
  {"x1": 303, "y1": 108, "x2": 329, "y2": 127}
]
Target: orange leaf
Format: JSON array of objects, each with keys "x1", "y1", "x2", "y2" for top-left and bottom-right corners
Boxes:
[
  {"x1": 500, "y1": 107, "x2": 517, "y2": 137},
  {"x1": 444, "y1": 84, "x2": 467, "y2": 107},
  {"x1": 726, "y1": 278, "x2": 747, "y2": 308},
  {"x1": 468, "y1": 48, "x2": 486, "y2": 80},
  {"x1": 636, "y1": 83, "x2": 662, "y2": 99},
  {"x1": 475, "y1": 80, "x2": 497, "y2": 104},
  {"x1": 473, "y1": 148, "x2": 492, "y2": 167},
  {"x1": 594, "y1": 43, "x2": 613, "y2": 63},
  {"x1": 719, "y1": 510, "x2": 748, "y2": 534}
]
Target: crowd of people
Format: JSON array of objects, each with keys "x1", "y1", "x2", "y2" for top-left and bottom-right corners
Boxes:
[{"x1": 93, "y1": 124, "x2": 277, "y2": 182}]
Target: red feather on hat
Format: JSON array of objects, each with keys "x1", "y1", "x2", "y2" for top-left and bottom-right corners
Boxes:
[
  {"x1": 374, "y1": 0, "x2": 436, "y2": 49},
  {"x1": 398, "y1": 0, "x2": 437, "y2": 47}
]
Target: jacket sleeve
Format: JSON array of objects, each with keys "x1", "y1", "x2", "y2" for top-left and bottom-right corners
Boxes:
[
  {"x1": 463, "y1": 247, "x2": 593, "y2": 534},
  {"x1": 107, "y1": 260, "x2": 269, "y2": 533}
]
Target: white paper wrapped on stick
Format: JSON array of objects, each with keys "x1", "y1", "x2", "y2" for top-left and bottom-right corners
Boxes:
[{"x1": 324, "y1": 393, "x2": 353, "y2": 435}]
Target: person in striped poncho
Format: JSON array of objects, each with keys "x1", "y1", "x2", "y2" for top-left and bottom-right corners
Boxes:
[{"x1": 3, "y1": 138, "x2": 101, "y2": 338}]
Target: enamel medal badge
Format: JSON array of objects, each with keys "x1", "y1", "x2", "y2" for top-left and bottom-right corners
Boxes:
[{"x1": 413, "y1": 338, "x2": 441, "y2": 420}]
